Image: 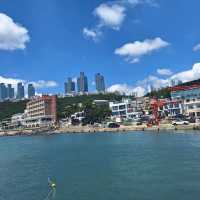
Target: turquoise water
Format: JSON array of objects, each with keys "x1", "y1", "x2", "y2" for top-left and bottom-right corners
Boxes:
[{"x1": 1, "y1": 131, "x2": 200, "y2": 200}]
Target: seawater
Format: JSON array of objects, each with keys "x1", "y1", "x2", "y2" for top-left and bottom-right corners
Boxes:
[{"x1": 0, "y1": 131, "x2": 200, "y2": 200}]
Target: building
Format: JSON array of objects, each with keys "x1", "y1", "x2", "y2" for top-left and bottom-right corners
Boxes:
[
  {"x1": 169, "y1": 79, "x2": 176, "y2": 87},
  {"x1": 64, "y1": 78, "x2": 75, "y2": 95},
  {"x1": 28, "y1": 83, "x2": 35, "y2": 99},
  {"x1": 11, "y1": 113, "x2": 26, "y2": 127},
  {"x1": 77, "y1": 72, "x2": 88, "y2": 93},
  {"x1": 158, "y1": 99, "x2": 184, "y2": 117},
  {"x1": 0, "y1": 83, "x2": 7, "y2": 101},
  {"x1": 171, "y1": 84, "x2": 200, "y2": 118},
  {"x1": 95, "y1": 73, "x2": 105, "y2": 93},
  {"x1": 25, "y1": 95, "x2": 57, "y2": 127},
  {"x1": 0, "y1": 83, "x2": 15, "y2": 101},
  {"x1": 7, "y1": 84, "x2": 14, "y2": 99},
  {"x1": 109, "y1": 99, "x2": 143, "y2": 122},
  {"x1": 93, "y1": 100, "x2": 109, "y2": 106},
  {"x1": 17, "y1": 82, "x2": 24, "y2": 100}
]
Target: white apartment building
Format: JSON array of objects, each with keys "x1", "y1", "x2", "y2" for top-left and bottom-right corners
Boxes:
[
  {"x1": 109, "y1": 99, "x2": 144, "y2": 122},
  {"x1": 158, "y1": 100, "x2": 184, "y2": 117}
]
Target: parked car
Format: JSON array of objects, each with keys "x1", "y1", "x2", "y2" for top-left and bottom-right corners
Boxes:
[
  {"x1": 107, "y1": 122, "x2": 120, "y2": 128},
  {"x1": 172, "y1": 119, "x2": 189, "y2": 125}
]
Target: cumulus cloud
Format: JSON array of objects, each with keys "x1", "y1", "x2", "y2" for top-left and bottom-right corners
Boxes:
[
  {"x1": 193, "y1": 43, "x2": 200, "y2": 52},
  {"x1": 170, "y1": 63, "x2": 200, "y2": 83},
  {"x1": 125, "y1": 0, "x2": 157, "y2": 7},
  {"x1": 157, "y1": 68, "x2": 173, "y2": 76},
  {"x1": 82, "y1": 27, "x2": 101, "y2": 41},
  {"x1": 0, "y1": 76, "x2": 24, "y2": 86},
  {"x1": 0, "y1": 13, "x2": 30, "y2": 50},
  {"x1": 107, "y1": 63, "x2": 200, "y2": 96},
  {"x1": 83, "y1": 0, "x2": 157, "y2": 41},
  {"x1": 30, "y1": 80, "x2": 58, "y2": 89},
  {"x1": 72, "y1": 77, "x2": 77, "y2": 83},
  {"x1": 94, "y1": 3, "x2": 126, "y2": 30},
  {"x1": 107, "y1": 83, "x2": 145, "y2": 96},
  {"x1": 0, "y1": 75, "x2": 58, "y2": 92},
  {"x1": 115, "y1": 37, "x2": 170, "y2": 63}
]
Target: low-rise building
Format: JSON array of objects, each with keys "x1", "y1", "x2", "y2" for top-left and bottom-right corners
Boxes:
[
  {"x1": 171, "y1": 84, "x2": 200, "y2": 118},
  {"x1": 109, "y1": 98, "x2": 145, "y2": 122},
  {"x1": 11, "y1": 113, "x2": 26, "y2": 127},
  {"x1": 93, "y1": 99, "x2": 109, "y2": 106},
  {"x1": 25, "y1": 95, "x2": 57, "y2": 128},
  {"x1": 158, "y1": 99, "x2": 184, "y2": 117}
]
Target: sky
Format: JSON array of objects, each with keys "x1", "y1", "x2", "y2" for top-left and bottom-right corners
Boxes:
[{"x1": 1, "y1": 0, "x2": 200, "y2": 96}]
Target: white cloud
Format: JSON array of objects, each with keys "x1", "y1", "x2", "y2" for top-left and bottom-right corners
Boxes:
[
  {"x1": 115, "y1": 37, "x2": 169, "y2": 63},
  {"x1": 107, "y1": 63, "x2": 200, "y2": 97},
  {"x1": 122, "y1": 0, "x2": 158, "y2": 6},
  {"x1": 0, "y1": 75, "x2": 58, "y2": 92},
  {"x1": 82, "y1": 27, "x2": 101, "y2": 41},
  {"x1": 107, "y1": 83, "x2": 145, "y2": 96},
  {"x1": 193, "y1": 43, "x2": 200, "y2": 52},
  {"x1": 157, "y1": 68, "x2": 173, "y2": 76},
  {"x1": 83, "y1": 0, "x2": 157, "y2": 41},
  {"x1": 0, "y1": 76, "x2": 24, "y2": 86},
  {"x1": 30, "y1": 80, "x2": 58, "y2": 89},
  {"x1": 94, "y1": 3, "x2": 126, "y2": 30},
  {"x1": 170, "y1": 63, "x2": 200, "y2": 83},
  {"x1": 72, "y1": 77, "x2": 77, "y2": 83},
  {"x1": 0, "y1": 13, "x2": 30, "y2": 50},
  {"x1": 123, "y1": 0, "x2": 157, "y2": 7},
  {"x1": 137, "y1": 75, "x2": 168, "y2": 89}
]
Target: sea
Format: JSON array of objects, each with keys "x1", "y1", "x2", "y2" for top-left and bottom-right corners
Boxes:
[{"x1": 0, "y1": 131, "x2": 200, "y2": 200}]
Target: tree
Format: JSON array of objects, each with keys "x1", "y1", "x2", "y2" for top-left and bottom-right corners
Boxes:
[{"x1": 82, "y1": 103, "x2": 111, "y2": 125}]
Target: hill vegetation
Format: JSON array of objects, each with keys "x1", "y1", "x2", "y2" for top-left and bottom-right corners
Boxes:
[
  {"x1": 0, "y1": 100, "x2": 27, "y2": 121},
  {"x1": 145, "y1": 87, "x2": 171, "y2": 99},
  {"x1": 57, "y1": 93, "x2": 131, "y2": 119},
  {"x1": 0, "y1": 93, "x2": 132, "y2": 121}
]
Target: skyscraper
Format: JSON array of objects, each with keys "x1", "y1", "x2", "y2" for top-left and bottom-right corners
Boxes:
[
  {"x1": 95, "y1": 73, "x2": 105, "y2": 93},
  {"x1": 17, "y1": 82, "x2": 24, "y2": 100},
  {"x1": 7, "y1": 84, "x2": 14, "y2": 99},
  {"x1": 0, "y1": 83, "x2": 7, "y2": 101},
  {"x1": 77, "y1": 72, "x2": 88, "y2": 93},
  {"x1": 64, "y1": 78, "x2": 75, "y2": 95},
  {"x1": 28, "y1": 83, "x2": 35, "y2": 99}
]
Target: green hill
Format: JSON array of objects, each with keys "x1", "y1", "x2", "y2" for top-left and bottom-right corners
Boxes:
[
  {"x1": 0, "y1": 100, "x2": 27, "y2": 121},
  {"x1": 145, "y1": 87, "x2": 171, "y2": 99},
  {"x1": 0, "y1": 93, "x2": 131, "y2": 121}
]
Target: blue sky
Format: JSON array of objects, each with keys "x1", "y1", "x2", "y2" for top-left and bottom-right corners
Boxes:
[{"x1": 0, "y1": 0, "x2": 200, "y2": 96}]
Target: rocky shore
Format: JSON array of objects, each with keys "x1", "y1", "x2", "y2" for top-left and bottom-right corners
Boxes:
[{"x1": 1, "y1": 123, "x2": 200, "y2": 137}]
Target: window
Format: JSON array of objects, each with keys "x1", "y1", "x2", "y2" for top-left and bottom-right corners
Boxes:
[
  {"x1": 119, "y1": 105, "x2": 126, "y2": 110},
  {"x1": 188, "y1": 105, "x2": 194, "y2": 109},
  {"x1": 197, "y1": 112, "x2": 200, "y2": 117},
  {"x1": 112, "y1": 106, "x2": 118, "y2": 111},
  {"x1": 119, "y1": 111, "x2": 126, "y2": 115},
  {"x1": 112, "y1": 112, "x2": 119, "y2": 116}
]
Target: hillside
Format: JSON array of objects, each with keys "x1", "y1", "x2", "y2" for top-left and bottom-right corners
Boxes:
[
  {"x1": 0, "y1": 93, "x2": 130, "y2": 121},
  {"x1": 0, "y1": 100, "x2": 27, "y2": 121},
  {"x1": 145, "y1": 87, "x2": 171, "y2": 99},
  {"x1": 57, "y1": 93, "x2": 130, "y2": 119}
]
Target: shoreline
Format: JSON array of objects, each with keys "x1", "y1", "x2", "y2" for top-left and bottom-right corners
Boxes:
[{"x1": 1, "y1": 123, "x2": 200, "y2": 137}]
